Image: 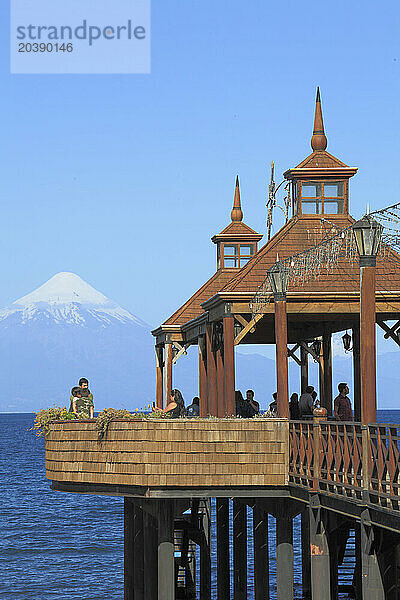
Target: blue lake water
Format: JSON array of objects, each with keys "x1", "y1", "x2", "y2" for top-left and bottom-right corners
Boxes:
[{"x1": 1, "y1": 411, "x2": 399, "y2": 599}]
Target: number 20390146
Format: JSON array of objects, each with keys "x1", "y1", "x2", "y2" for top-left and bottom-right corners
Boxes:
[{"x1": 18, "y1": 43, "x2": 73, "y2": 53}]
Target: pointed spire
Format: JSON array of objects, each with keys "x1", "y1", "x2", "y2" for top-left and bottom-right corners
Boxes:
[
  {"x1": 311, "y1": 87, "x2": 327, "y2": 151},
  {"x1": 231, "y1": 175, "x2": 243, "y2": 222}
]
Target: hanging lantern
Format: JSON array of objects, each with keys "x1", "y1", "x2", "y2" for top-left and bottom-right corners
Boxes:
[
  {"x1": 352, "y1": 216, "x2": 383, "y2": 265},
  {"x1": 267, "y1": 262, "x2": 289, "y2": 298},
  {"x1": 342, "y1": 331, "x2": 352, "y2": 352},
  {"x1": 311, "y1": 339, "x2": 321, "y2": 362}
]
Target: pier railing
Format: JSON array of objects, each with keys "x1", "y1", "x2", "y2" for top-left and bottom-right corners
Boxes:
[{"x1": 289, "y1": 420, "x2": 400, "y2": 512}]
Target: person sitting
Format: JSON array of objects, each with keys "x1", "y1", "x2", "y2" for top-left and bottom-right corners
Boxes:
[
  {"x1": 269, "y1": 392, "x2": 278, "y2": 415},
  {"x1": 153, "y1": 389, "x2": 186, "y2": 418},
  {"x1": 311, "y1": 390, "x2": 319, "y2": 409},
  {"x1": 246, "y1": 389, "x2": 260, "y2": 414},
  {"x1": 289, "y1": 393, "x2": 300, "y2": 420},
  {"x1": 186, "y1": 396, "x2": 200, "y2": 418},
  {"x1": 70, "y1": 385, "x2": 94, "y2": 418},
  {"x1": 299, "y1": 385, "x2": 315, "y2": 418}
]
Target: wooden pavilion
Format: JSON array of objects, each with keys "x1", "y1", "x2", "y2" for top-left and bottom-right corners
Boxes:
[{"x1": 152, "y1": 89, "x2": 400, "y2": 420}]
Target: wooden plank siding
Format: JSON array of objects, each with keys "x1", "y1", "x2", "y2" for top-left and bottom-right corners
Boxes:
[{"x1": 45, "y1": 419, "x2": 289, "y2": 489}]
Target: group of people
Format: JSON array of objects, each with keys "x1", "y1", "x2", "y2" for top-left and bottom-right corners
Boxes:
[
  {"x1": 152, "y1": 388, "x2": 261, "y2": 418},
  {"x1": 271, "y1": 382, "x2": 353, "y2": 421},
  {"x1": 67, "y1": 378, "x2": 353, "y2": 422}
]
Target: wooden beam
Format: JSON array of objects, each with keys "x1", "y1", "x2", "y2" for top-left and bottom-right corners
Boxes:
[
  {"x1": 234, "y1": 313, "x2": 256, "y2": 333},
  {"x1": 155, "y1": 347, "x2": 164, "y2": 410},
  {"x1": 287, "y1": 344, "x2": 301, "y2": 366},
  {"x1": 234, "y1": 314, "x2": 264, "y2": 345},
  {"x1": 377, "y1": 320, "x2": 400, "y2": 348},
  {"x1": 172, "y1": 342, "x2": 192, "y2": 364},
  {"x1": 224, "y1": 316, "x2": 236, "y2": 416}
]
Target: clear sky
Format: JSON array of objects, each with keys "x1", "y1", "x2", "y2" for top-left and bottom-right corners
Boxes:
[{"x1": 1, "y1": 0, "x2": 399, "y2": 327}]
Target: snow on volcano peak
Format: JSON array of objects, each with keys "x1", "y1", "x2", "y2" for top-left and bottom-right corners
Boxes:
[
  {"x1": 15, "y1": 272, "x2": 112, "y2": 307},
  {"x1": 0, "y1": 272, "x2": 148, "y2": 327}
]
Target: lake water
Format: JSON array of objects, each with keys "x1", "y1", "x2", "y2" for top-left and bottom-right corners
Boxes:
[{"x1": 2, "y1": 411, "x2": 399, "y2": 599}]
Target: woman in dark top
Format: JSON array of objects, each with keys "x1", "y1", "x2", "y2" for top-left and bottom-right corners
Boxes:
[
  {"x1": 289, "y1": 393, "x2": 300, "y2": 420},
  {"x1": 153, "y1": 388, "x2": 186, "y2": 418}
]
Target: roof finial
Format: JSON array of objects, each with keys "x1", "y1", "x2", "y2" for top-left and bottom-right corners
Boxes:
[
  {"x1": 231, "y1": 175, "x2": 243, "y2": 222},
  {"x1": 311, "y1": 87, "x2": 327, "y2": 151}
]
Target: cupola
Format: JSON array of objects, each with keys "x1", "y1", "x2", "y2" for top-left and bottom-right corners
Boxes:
[
  {"x1": 211, "y1": 176, "x2": 262, "y2": 270},
  {"x1": 284, "y1": 88, "x2": 357, "y2": 218}
]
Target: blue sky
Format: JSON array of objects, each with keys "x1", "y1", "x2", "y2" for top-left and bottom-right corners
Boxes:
[{"x1": 1, "y1": 0, "x2": 400, "y2": 327}]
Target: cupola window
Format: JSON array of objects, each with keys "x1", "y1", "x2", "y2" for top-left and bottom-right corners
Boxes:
[
  {"x1": 300, "y1": 180, "x2": 345, "y2": 215},
  {"x1": 222, "y1": 243, "x2": 254, "y2": 268}
]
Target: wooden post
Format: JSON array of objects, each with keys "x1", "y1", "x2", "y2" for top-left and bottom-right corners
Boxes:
[
  {"x1": 124, "y1": 498, "x2": 135, "y2": 600},
  {"x1": 253, "y1": 503, "x2": 269, "y2": 600},
  {"x1": 199, "y1": 336, "x2": 208, "y2": 417},
  {"x1": 165, "y1": 342, "x2": 173, "y2": 404},
  {"x1": 309, "y1": 505, "x2": 331, "y2": 599},
  {"x1": 158, "y1": 499, "x2": 175, "y2": 600},
  {"x1": 200, "y1": 499, "x2": 211, "y2": 600},
  {"x1": 133, "y1": 502, "x2": 144, "y2": 600},
  {"x1": 155, "y1": 346, "x2": 164, "y2": 410},
  {"x1": 144, "y1": 511, "x2": 158, "y2": 600},
  {"x1": 217, "y1": 498, "x2": 230, "y2": 600},
  {"x1": 274, "y1": 298, "x2": 289, "y2": 418},
  {"x1": 276, "y1": 510, "x2": 293, "y2": 600},
  {"x1": 360, "y1": 513, "x2": 384, "y2": 599},
  {"x1": 233, "y1": 500, "x2": 247, "y2": 600},
  {"x1": 216, "y1": 345, "x2": 225, "y2": 417},
  {"x1": 300, "y1": 345, "x2": 308, "y2": 395},
  {"x1": 360, "y1": 264, "x2": 377, "y2": 424},
  {"x1": 352, "y1": 325, "x2": 361, "y2": 422},
  {"x1": 206, "y1": 324, "x2": 217, "y2": 416},
  {"x1": 319, "y1": 333, "x2": 332, "y2": 415},
  {"x1": 223, "y1": 315, "x2": 236, "y2": 416},
  {"x1": 301, "y1": 510, "x2": 311, "y2": 600}
]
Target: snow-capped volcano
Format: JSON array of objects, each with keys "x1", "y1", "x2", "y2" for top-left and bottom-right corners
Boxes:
[{"x1": 0, "y1": 272, "x2": 147, "y2": 327}]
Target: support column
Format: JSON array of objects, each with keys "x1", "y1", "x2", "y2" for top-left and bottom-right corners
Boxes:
[
  {"x1": 301, "y1": 510, "x2": 311, "y2": 600},
  {"x1": 360, "y1": 264, "x2": 377, "y2": 424},
  {"x1": 144, "y1": 511, "x2": 158, "y2": 600},
  {"x1": 206, "y1": 324, "x2": 217, "y2": 416},
  {"x1": 158, "y1": 499, "x2": 175, "y2": 600},
  {"x1": 216, "y1": 344, "x2": 225, "y2": 418},
  {"x1": 165, "y1": 342, "x2": 173, "y2": 404},
  {"x1": 155, "y1": 346, "x2": 164, "y2": 409},
  {"x1": 253, "y1": 503, "x2": 269, "y2": 600},
  {"x1": 361, "y1": 514, "x2": 384, "y2": 600},
  {"x1": 233, "y1": 500, "x2": 247, "y2": 600},
  {"x1": 134, "y1": 502, "x2": 144, "y2": 600},
  {"x1": 319, "y1": 333, "x2": 332, "y2": 414},
  {"x1": 223, "y1": 315, "x2": 236, "y2": 416},
  {"x1": 217, "y1": 498, "x2": 230, "y2": 600},
  {"x1": 352, "y1": 325, "x2": 361, "y2": 422},
  {"x1": 199, "y1": 336, "x2": 208, "y2": 417},
  {"x1": 124, "y1": 498, "x2": 135, "y2": 600},
  {"x1": 276, "y1": 510, "x2": 293, "y2": 600},
  {"x1": 200, "y1": 499, "x2": 211, "y2": 600},
  {"x1": 274, "y1": 298, "x2": 289, "y2": 418},
  {"x1": 309, "y1": 504, "x2": 331, "y2": 599},
  {"x1": 300, "y1": 345, "x2": 308, "y2": 395}
]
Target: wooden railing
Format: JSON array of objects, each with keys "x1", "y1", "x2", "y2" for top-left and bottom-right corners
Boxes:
[{"x1": 289, "y1": 421, "x2": 400, "y2": 512}]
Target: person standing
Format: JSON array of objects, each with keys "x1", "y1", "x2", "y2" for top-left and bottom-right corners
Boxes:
[
  {"x1": 69, "y1": 377, "x2": 94, "y2": 418},
  {"x1": 289, "y1": 393, "x2": 300, "y2": 420},
  {"x1": 299, "y1": 385, "x2": 315, "y2": 418},
  {"x1": 334, "y1": 383, "x2": 353, "y2": 421},
  {"x1": 246, "y1": 389, "x2": 260, "y2": 414}
]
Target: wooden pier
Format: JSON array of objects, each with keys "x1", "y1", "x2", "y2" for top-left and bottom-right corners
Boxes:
[{"x1": 44, "y1": 92, "x2": 400, "y2": 598}]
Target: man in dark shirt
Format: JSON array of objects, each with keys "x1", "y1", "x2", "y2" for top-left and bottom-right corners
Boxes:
[
  {"x1": 334, "y1": 382, "x2": 353, "y2": 421},
  {"x1": 299, "y1": 385, "x2": 315, "y2": 418}
]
